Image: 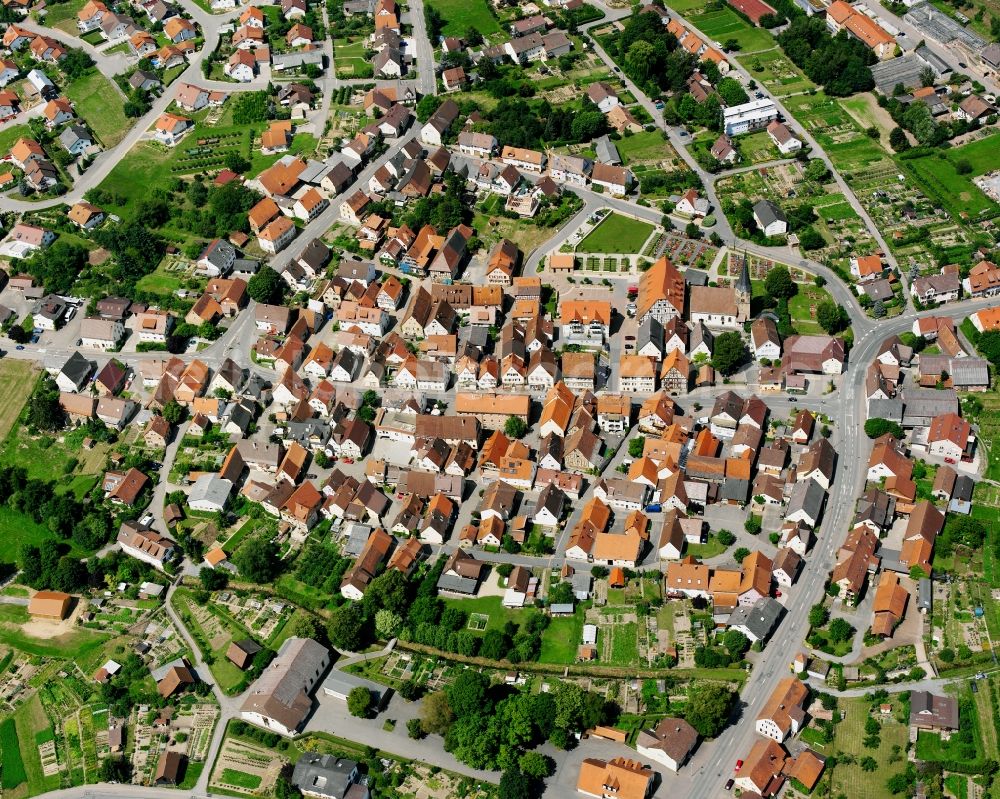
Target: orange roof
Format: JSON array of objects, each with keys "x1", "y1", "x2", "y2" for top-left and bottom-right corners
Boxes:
[
  {"x1": 559, "y1": 299, "x2": 611, "y2": 327},
  {"x1": 204, "y1": 547, "x2": 227, "y2": 565},
  {"x1": 975, "y1": 307, "x2": 1000, "y2": 332},
  {"x1": 577, "y1": 758, "x2": 652, "y2": 799},
  {"x1": 855, "y1": 254, "x2": 882, "y2": 276},
  {"x1": 638, "y1": 256, "x2": 685, "y2": 320}
]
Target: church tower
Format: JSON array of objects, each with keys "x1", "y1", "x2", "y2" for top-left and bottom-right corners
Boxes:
[{"x1": 736, "y1": 259, "x2": 752, "y2": 322}]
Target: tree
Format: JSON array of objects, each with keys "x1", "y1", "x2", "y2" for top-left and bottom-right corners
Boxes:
[
  {"x1": 723, "y1": 629, "x2": 749, "y2": 659},
  {"x1": 407, "y1": 718, "x2": 425, "y2": 738},
  {"x1": 685, "y1": 682, "x2": 735, "y2": 738},
  {"x1": 861, "y1": 756, "x2": 878, "y2": 772},
  {"x1": 374, "y1": 608, "x2": 402, "y2": 640},
  {"x1": 733, "y1": 547, "x2": 751, "y2": 563},
  {"x1": 498, "y1": 769, "x2": 534, "y2": 799},
  {"x1": 447, "y1": 670, "x2": 490, "y2": 718},
  {"x1": 744, "y1": 516, "x2": 762, "y2": 535},
  {"x1": 199, "y1": 567, "x2": 228, "y2": 591},
  {"x1": 816, "y1": 300, "x2": 849, "y2": 334},
  {"x1": 421, "y1": 690, "x2": 454, "y2": 735},
  {"x1": 717, "y1": 529, "x2": 736, "y2": 546},
  {"x1": 764, "y1": 265, "x2": 797, "y2": 299},
  {"x1": 347, "y1": 686, "x2": 373, "y2": 718},
  {"x1": 231, "y1": 90, "x2": 270, "y2": 124},
  {"x1": 712, "y1": 331, "x2": 747, "y2": 376},
  {"x1": 504, "y1": 415, "x2": 528, "y2": 439},
  {"x1": 327, "y1": 602, "x2": 367, "y2": 651},
  {"x1": 809, "y1": 604, "x2": 829, "y2": 628},
  {"x1": 628, "y1": 436, "x2": 646, "y2": 458},
  {"x1": 889, "y1": 126, "x2": 910, "y2": 152},
  {"x1": 798, "y1": 226, "x2": 825, "y2": 251},
  {"x1": 232, "y1": 538, "x2": 281, "y2": 582},
  {"x1": 804, "y1": 159, "x2": 830, "y2": 183},
  {"x1": 161, "y1": 400, "x2": 185, "y2": 424},
  {"x1": 956, "y1": 159, "x2": 973, "y2": 175},
  {"x1": 938, "y1": 647, "x2": 955, "y2": 662},
  {"x1": 828, "y1": 617, "x2": 854, "y2": 643},
  {"x1": 519, "y1": 751, "x2": 553, "y2": 779},
  {"x1": 25, "y1": 377, "x2": 65, "y2": 431},
  {"x1": 864, "y1": 418, "x2": 903, "y2": 439},
  {"x1": 247, "y1": 266, "x2": 285, "y2": 304}
]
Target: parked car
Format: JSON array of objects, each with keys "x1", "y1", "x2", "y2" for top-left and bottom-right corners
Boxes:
[
  {"x1": 725, "y1": 779, "x2": 735, "y2": 791},
  {"x1": 735, "y1": 760, "x2": 743, "y2": 771}
]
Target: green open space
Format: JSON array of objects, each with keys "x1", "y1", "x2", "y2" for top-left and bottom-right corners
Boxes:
[
  {"x1": 442, "y1": 594, "x2": 521, "y2": 635},
  {"x1": 0, "y1": 614, "x2": 108, "y2": 659},
  {"x1": 425, "y1": 0, "x2": 502, "y2": 36},
  {"x1": 63, "y1": 71, "x2": 132, "y2": 148},
  {"x1": 830, "y1": 696, "x2": 909, "y2": 799},
  {"x1": 538, "y1": 611, "x2": 586, "y2": 664},
  {"x1": 0, "y1": 717, "x2": 26, "y2": 789},
  {"x1": 899, "y1": 149, "x2": 999, "y2": 222},
  {"x1": 616, "y1": 131, "x2": 671, "y2": 163},
  {"x1": 577, "y1": 213, "x2": 654, "y2": 254},
  {"x1": 333, "y1": 38, "x2": 374, "y2": 79},
  {"x1": 13, "y1": 694, "x2": 58, "y2": 797},
  {"x1": 0, "y1": 124, "x2": 34, "y2": 156},
  {"x1": 0, "y1": 360, "x2": 36, "y2": 442},
  {"x1": 219, "y1": 769, "x2": 262, "y2": 790},
  {"x1": 42, "y1": 0, "x2": 89, "y2": 32}
]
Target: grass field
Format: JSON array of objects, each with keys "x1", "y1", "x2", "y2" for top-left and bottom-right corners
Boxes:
[
  {"x1": 0, "y1": 360, "x2": 36, "y2": 442},
  {"x1": 900, "y1": 150, "x2": 999, "y2": 222},
  {"x1": 577, "y1": 213, "x2": 654, "y2": 254},
  {"x1": 538, "y1": 612, "x2": 585, "y2": 664},
  {"x1": 63, "y1": 72, "x2": 131, "y2": 147},
  {"x1": 0, "y1": 505, "x2": 61, "y2": 570},
  {"x1": 830, "y1": 697, "x2": 909, "y2": 799},
  {"x1": 0, "y1": 124, "x2": 34, "y2": 156},
  {"x1": 736, "y1": 130, "x2": 779, "y2": 164},
  {"x1": 0, "y1": 717, "x2": 26, "y2": 789},
  {"x1": 788, "y1": 283, "x2": 834, "y2": 335},
  {"x1": 616, "y1": 131, "x2": 671, "y2": 163},
  {"x1": 442, "y1": 595, "x2": 521, "y2": 636},
  {"x1": 13, "y1": 694, "x2": 56, "y2": 797},
  {"x1": 219, "y1": 769, "x2": 262, "y2": 789},
  {"x1": 425, "y1": 0, "x2": 501, "y2": 36},
  {"x1": 42, "y1": 0, "x2": 88, "y2": 33},
  {"x1": 333, "y1": 38, "x2": 374, "y2": 79}
]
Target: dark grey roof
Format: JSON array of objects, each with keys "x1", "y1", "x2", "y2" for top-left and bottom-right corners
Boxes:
[
  {"x1": 753, "y1": 199, "x2": 786, "y2": 227},
  {"x1": 60, "y1": 351, "x2": 93, "y2": 385},
  {"x1": 201, "y1": 239, "x2": 236, "y2": 269},
  {"x1": 638, "y1": 316, "x2": 663, "y2": 353},
  {"x1": 728, "y1": 596, "x2": 783, "y2": 642},
  {"x1": 867, "y1": 398, "x2": 904, "y2": 423},
  {"x1": 683, "y1": 269, "x2": 709, "y2": 287},
  {"x1": 950, "y1": 358, "x2": 989, "y2": 388},
  {"x1": 436, "y1": 573, "x2": 478, "y2": 594},
  {"x1": 594, "y1": 135, "x2": 620, "y2": 165},
  {"x1": 787, "y1": 477, "x2": 826, "y2": 525},
  {"x1": 952, "y1": 474, "x2": 974, "y2": 502},
  {"x1": 918, "y1": 578, "x2": 932, "y2": 611},
  {"x1": 291, "y1": 753, "x2": 360, "y2": 799},
  {"x1": 720, "y1": 478, "x2": 750, "y2": 503},
  {"x1": 900, "y1": 388, "x2": 958, "y2": 427},
  {"x1": 298, "y1": 238, "x2": 331, "y2": 272}
]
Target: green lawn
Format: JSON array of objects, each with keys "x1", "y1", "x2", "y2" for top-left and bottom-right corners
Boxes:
[
  {"x1": 538, "y1": 612, "x2": 586, "y2": 664},
  {"x1": 899, "y1": 149, "x2": 999, "y2": 222},
  {"x1": 736, "y1": 130, "x2": 780, "y2": 164},
  {"x1": 616, "y1": 131, "x2": 670, "y2": 163},
  {"x1": 333, "y1": 38, "x2": 374, "y2": 78},
  {"x1": 830, "y1": 697, "x2": 909, "y2": 799},
  {"x1": 788, "y1": 283, "x2": 835, "y2": 335},
  {"x1": 442, "y1": 594, "x2": 523, "y2": 636},
  {"x1": 42, "y1": 0, "x2": 88, "y2": 32},
  {"x1": 0, "y1": 717, "x2": 26, "y2": 789},
  {"x1": 687, "y1": 533, "x2": 730, "y2": 559},
  {"x1": 0, "y1": 506, "x2": 77, "y2": 569},
  {"x1": 63, "y1": 71, "x2": 132, "y2": 147},
  {"x1": 577, "y1": 213, "x2": 654, "y2": 254},
  {"x1": 219, "y1": 768, "x2": 262, "y2": 790},
  {"x1": 426, "y1": 0, "x2": 502, "y2": 36},
  {"x1": 0, "y1": 124, "x2": 34, "y2": 157},
  {"x1": 13, "y1": 694, "x2": 57, "y2": 796}
]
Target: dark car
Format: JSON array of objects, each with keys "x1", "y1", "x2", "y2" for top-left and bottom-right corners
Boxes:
[{"x1": 725, "y1": 779, "x2": 735, "y2": 790}]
